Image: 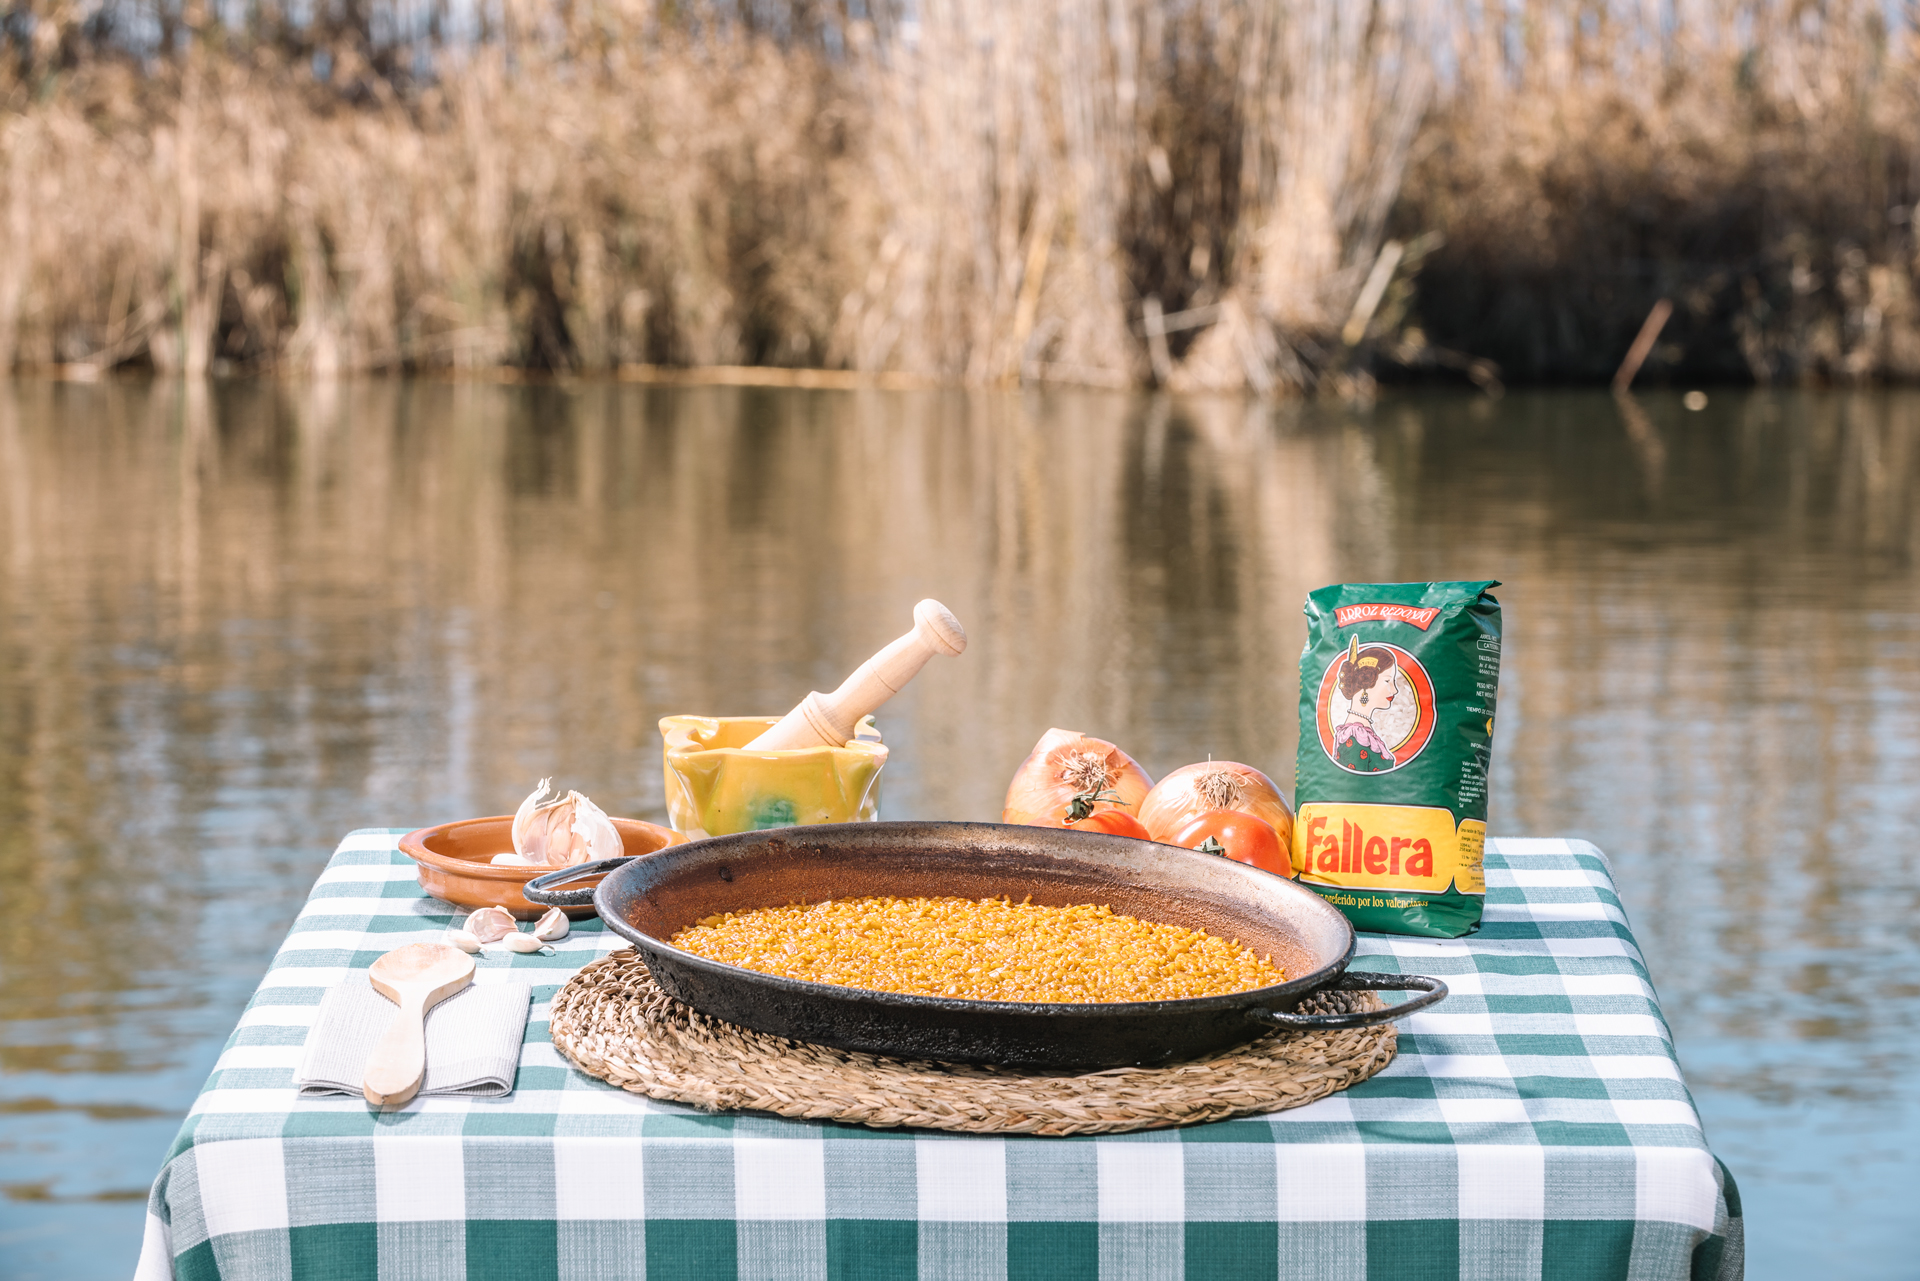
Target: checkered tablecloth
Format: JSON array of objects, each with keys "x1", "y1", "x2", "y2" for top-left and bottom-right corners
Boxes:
[{"x1": 136, "y1": 832, "x2": 1741, "y2": 1281}]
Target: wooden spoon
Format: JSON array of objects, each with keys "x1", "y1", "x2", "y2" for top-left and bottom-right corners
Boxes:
[{"x1": 362, "y1": 943, "x2": 476, "y2": 1107}]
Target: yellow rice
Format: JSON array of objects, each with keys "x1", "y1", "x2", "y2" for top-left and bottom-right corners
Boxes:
[{"x1": 670, "y1": 895, "x2": 1284, "y2": 1003}]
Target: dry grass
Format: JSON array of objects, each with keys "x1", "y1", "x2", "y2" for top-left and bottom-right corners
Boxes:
[
  {"x1": 3, "y1": 1, "x2": 1918, "y2": 387},
  {"x1": 0, "y1": 1, "x2": 1428, "y2": 388},
  {"x1": 1402, "y1": 0, "x2": 1920, "y2": 385},
  {"x1": 0, "y1": 18, "x2": 866, "y2": 374}
]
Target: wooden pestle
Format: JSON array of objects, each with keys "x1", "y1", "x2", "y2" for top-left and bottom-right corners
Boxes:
[{"x1": 744, "y1": 599, "x2": 967, "y2": 751}]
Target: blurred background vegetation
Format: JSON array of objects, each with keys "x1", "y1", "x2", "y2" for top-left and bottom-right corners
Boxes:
[{"x1": 0, "y1": 0, "x2": 1916, "y2": 390}]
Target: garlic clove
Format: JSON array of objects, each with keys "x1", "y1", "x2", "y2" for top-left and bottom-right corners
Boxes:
[
  {"x1": 511, "y1": 778, "x2": 565, "y2": 862},
  {"x1": 531, "y1": 907, "x2": 570, "y2": 942},
  {"x1": 565, "y1": 792, "x2": 623, "y2": 867},
  {"x1": 464, "y1": 905, "x2": 517, "y2": 943},
  {"x1": 489, "y1": 853, "x2": 537, "y2": 866},
  {"x1": 445, "y1": 928, "x2": 483, "y2": 954},
  {"x1": 500, "y1": 930, "x2": 546, "y2": 953}
]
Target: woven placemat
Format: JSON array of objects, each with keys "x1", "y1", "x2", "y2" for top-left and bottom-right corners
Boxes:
[{"x1": 547, "y1": 951, "x2": 1397, "y2": 1135}]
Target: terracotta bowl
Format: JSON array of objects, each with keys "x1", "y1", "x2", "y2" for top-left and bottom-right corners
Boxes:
[{"x1": 399, "y1": 815, "x2": 686, "y2": 920}]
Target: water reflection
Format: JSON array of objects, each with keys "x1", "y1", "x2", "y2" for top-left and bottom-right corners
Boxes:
[{"x1": 0, "y1": 380, "x2": 1915, "y2": 1278}]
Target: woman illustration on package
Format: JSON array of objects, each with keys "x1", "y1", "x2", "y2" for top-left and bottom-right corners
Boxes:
[{"x1": 1334, "y1": 637, "x2": 1400, "y2": 772}]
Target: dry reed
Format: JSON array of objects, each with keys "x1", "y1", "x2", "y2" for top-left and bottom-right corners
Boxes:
[
  {"x1": 1401, "y1": 0, "x2": 1920, "y2": 386},
  {"x1": 3, "y1": 1, "x2": 1918, "y2": 387}
]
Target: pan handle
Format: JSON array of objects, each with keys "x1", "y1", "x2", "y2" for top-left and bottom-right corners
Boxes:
[
  {"x1": 522, "y1": 856, "x2": 634, "y2": 908},
  {"x1": 1246, "y1": 972, "x2": 1448, "y2": 1031}
]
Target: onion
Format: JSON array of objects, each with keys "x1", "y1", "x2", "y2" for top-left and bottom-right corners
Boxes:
[
  {"x1": 1001, "y1": 728, "x2": 1154, "y2": 827},
  {"x1": 1138, "y1": 761, "x2": 1295, "y2": 855}
]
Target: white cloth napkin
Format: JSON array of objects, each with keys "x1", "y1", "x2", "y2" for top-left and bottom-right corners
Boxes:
[{"x1": 293, "y1": 975, "x2": 533, "y2": 1099}]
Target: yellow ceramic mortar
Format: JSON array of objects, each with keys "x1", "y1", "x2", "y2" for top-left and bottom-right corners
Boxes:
[{"x1": 659, "y1": 714, "x2": 888, "y2": 838}]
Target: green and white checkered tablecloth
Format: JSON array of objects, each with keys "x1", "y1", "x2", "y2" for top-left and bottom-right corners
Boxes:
[{"x1": 135, "y1": 832, "x2": 1741, "y2": 1281}]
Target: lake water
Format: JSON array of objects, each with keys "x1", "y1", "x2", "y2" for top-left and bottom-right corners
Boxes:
[{"x1": 1, "y1": 379, "x2": 1914, "y2": 1278}]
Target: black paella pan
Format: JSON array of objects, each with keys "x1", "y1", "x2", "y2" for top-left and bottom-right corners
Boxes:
[{"x1": 525, "y1": 820, "x2": 1447, "y2": 1069}]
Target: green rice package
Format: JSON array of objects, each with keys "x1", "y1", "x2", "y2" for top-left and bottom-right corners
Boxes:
[{"x1": 1292, "y1": 581, "x2": 1501, "y2": 938}]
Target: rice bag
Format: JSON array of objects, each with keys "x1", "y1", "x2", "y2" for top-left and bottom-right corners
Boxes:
[{"x1": 1293, "y1": 581, "x2": 1502, "y2": 938}]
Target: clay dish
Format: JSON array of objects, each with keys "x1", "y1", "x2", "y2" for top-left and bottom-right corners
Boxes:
[{"x1": 400, "y1": 815, "x2": 685, "y2": 920}]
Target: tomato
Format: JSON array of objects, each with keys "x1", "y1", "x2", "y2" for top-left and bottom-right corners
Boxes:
[
  {"x1": 1065, "y1": 808, "x2": 1152, "y2": 840},
  {"x1": 1170, "y1": 811, "x2": 1291, "y2": 877},
  {"x1": 1024, "y1": 786, "x2": 1151, "y2": 839}
]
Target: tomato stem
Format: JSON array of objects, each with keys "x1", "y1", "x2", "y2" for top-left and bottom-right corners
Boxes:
[
  {"x1": 1195, "y1": 836, "x2": 1228, "y2": 856},
  {"x1": 1064, "y1": 787, "x2": 1128, "y2": 823}
]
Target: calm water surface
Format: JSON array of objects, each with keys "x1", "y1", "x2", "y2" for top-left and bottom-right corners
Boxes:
[{"x1": 1, "y1": 381, "x2": 1915, "y2": 1278}]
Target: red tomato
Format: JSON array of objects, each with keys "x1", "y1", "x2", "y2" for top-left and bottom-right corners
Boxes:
[
  {"x1": 1066, "y1": 808, "x2": 1152, "y2": 840},
  {"x1": 1171, "y1": 811, "x2": 1290, "y2": 877},
  {"x1": 1026, "y1": 786, "x2": 1151, "y2": 838}
]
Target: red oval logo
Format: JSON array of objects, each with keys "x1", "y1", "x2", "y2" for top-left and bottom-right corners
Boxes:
[{"x1": 1315, "y1": 642, "x2": 1436, "y2": 775}]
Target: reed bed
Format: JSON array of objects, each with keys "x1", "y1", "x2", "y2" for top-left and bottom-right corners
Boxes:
[
  {"x1": 2, "y1": 1, "x2": 1917, "y2": 387},
  {"x1": 1402, "y1": 0, "x2": 1920, "y2": 386}
]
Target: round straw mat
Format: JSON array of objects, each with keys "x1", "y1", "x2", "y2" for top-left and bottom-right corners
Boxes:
[{"x1": 548, "y1": 950, "x2": 1397, "y2": 1136}]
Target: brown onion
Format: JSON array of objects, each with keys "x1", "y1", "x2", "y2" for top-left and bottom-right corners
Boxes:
[
  {"x1": 1001, "y1": 728, "x2": 1154, "y2": 827},
  {"x1": 1138, "y1": 761, "x2": 1295, "y2": 857}
]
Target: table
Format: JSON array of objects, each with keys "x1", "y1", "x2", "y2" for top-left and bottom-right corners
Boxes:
[{"x1": 137, "y1": 833, "x2": 1742, "y2": 1281}]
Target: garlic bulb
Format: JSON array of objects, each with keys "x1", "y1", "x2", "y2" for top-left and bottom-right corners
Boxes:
[
  {"x1": 500, "y1": 931, "x2": 546, "y2": 953},
  {"x1": 463, "y1": 906, "x2": 516, "y2": 943},
  {"x1": 511, "y1": 779, "x2": 623, "y2": 868},
  {"x1": 531, "y1": 907, "x2": 570, "y2": 942}
]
